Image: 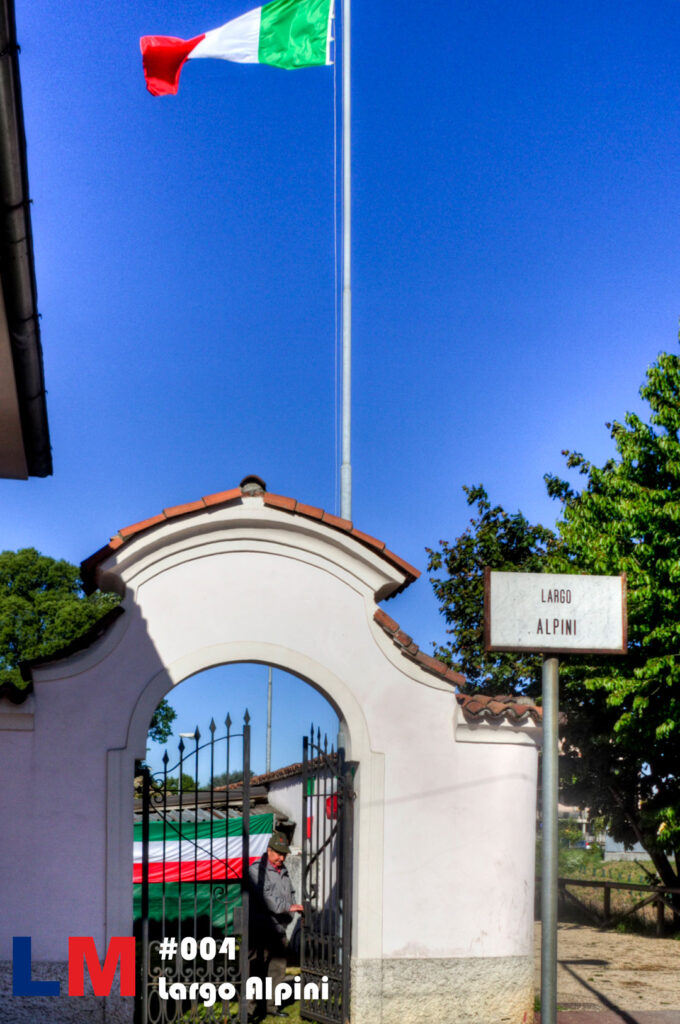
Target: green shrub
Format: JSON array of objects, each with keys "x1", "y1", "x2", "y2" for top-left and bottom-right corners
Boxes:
[{"x1": 558, "y1": 820, "x2": 583, "y2": 846}]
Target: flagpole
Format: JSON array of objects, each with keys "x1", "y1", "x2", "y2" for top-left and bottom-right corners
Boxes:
[
  {"x1": 340, "y1": 0, "x2": 352, "y2": 522},
  {"x1": 266, "y1": 665, "x2": 272, "y2": 773}
]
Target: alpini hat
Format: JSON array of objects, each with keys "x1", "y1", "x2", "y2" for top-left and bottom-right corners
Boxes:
[{"x1": 268, "y1": 832, "x2": 290, "y2": 854}]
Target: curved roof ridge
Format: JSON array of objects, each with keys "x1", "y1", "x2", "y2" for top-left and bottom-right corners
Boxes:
[
  {"x1": 81, "y1": 477, "x2": 420, "y2": 596},
  {"x1": 373, "y1": 608, "x2": 466, "y2": 688}
]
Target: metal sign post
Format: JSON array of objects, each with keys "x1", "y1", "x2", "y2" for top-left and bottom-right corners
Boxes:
[
  {"x1": 541, "y1": 655, "x2": 559, "y2": 1024},
  {"x1": 484, "y1": 570, "x2": 627, "y2": 1024}
]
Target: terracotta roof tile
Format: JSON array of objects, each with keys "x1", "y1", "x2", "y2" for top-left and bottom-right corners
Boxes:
[
  {"x1": 214, "y1": 754, "x2": 335, "y2": 789},
  {"x1": 322, "y1": 511, "x2": 353, "y2": 532},
  {"x1": 164, "y1": 499, "x2": 206, "y2": 519},
  {"x1": 351, "y1": 527, "x2": 386, "y2": 552},
  {"x1": 251, "y1": 753, "x2": 336, "y2": 786},
  {"x1": 263, "y1": 493, "x2": 297, "y2": 512},
  {"x1": 81, "y1": 479, "x2": 420, "y2": 596},
  {"x1": 382, "y1": 547, "x2": 420, "y2": 580},
  {"x1": 374, "y1": 608, "x2": 399, "y2": 634},
  {"x1": 414, "y1": 651, "x2": 450, "y2": 676},
  {"x1": 119, "y1": 513, "x2": 166, "y2": 539},
  {"x1": 487, "y1": 699, "x2": 507, "y2": 715},
  {"x1": 295, "y1": 502, "x2": 324, "y2": 520},
  {"x1": 373, "y1": 609, "x2": 466, "y2": 687},
  {"x1": 456, "y1": 692, "x2": 542, "y2": 725},
  {"x1": 202, "y1": 487, "x2": 242, "y2": 508}
]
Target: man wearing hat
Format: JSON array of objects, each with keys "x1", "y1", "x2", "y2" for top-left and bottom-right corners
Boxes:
[{"x1": 248, "y1": 832, "x2": 303, "y2": 1019}]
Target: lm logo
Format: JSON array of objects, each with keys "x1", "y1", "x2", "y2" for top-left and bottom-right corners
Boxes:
[{"x1": 13, "y1": 936, "x2": 135, "y2": 997}]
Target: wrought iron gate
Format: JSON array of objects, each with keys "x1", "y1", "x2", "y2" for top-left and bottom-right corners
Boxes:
[
  {"x1": 300, "y1": 728, "x2": 356, "y2": 1024},
  {"x1": 136, "y1": 714, "x2": 355, "y2": 1024},
  {"x1": 135, "y1": 713, "x2": 254, "y2": 1024}
]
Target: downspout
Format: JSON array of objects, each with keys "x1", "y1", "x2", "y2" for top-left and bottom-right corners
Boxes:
[{"x1": 0, "y1": 0, "x2": 51, "y2": 476}]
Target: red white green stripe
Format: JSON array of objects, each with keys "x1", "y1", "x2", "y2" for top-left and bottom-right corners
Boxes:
[
  {"x1": 306, "y1": 776, "x2": 314, "y2": 839},
  {"x1": 141, "y1": 0, "x2": 334, "y2": 96},
  {"x1": 133, "y1": 815, "x2": 272, "y2": 884}
]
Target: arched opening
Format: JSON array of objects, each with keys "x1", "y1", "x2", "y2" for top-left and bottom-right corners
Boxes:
[
  {"x1": 144, "y1": 662, "x2": 341, "y2": 777},
  {"x1": 132, "y1": 662, "x2": 350, "y2": 1024}
]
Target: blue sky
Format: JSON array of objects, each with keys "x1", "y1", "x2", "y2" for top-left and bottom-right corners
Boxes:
[{"x1": 5, "y1": 0, "x2": 680, "y2": 770}]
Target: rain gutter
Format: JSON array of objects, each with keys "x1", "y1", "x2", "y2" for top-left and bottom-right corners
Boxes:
[{"x1": 0, "y1": 0, "x2": 51, "y2": 477}]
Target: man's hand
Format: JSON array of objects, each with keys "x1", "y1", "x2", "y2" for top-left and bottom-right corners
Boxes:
[{"x1": 289, "y1": 904, "x2": 303, "y2": 912}]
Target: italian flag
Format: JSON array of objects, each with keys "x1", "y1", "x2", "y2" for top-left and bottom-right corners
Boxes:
[
  {"x1": 305, "y1": 777, "x2": 340, "y2": 838},
  {"x1": 133, "y1": 813, "x2": 273, "y2": 928},
  {"x1": 132, "y1": 814, "x2": 272, "y2": 884},
  {"x1": 306, "y1": 776, "x2": 315, "y2": 839},
  {"x1": 141, "y1": 0, "x2": 334, "y2": 97}
]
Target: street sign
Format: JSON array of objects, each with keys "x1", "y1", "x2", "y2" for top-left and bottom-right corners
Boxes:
[
  {"x1": 484, "y1": 569, "x2": 627, "y2": 655},
  {"x1": 483, "y1": 567, "x2": 627, "y2": 1024}
]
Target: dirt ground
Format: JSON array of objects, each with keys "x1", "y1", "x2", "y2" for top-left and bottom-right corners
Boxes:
[{"x1": 534, "y1": 922, "x2": 680, "y2": 1013}]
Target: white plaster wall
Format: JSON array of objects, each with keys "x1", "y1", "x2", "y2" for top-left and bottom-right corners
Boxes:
[
  {"x1": 0, "y1": 499, "x2": 539, "y2": 975},
  {"x1": 0, "y1": 635, "x2": 133, "y2": 959},
  {"x1": 0, "y1": 730, "x2": 38, "y2": 947},
  {"x1": 379, "y1": 738, "x2": 538, "y2": 958},
  {"x1": 268, "y1": 778, "x2": 304, "y2": 845},
  {"x1": 267, "y1": 770, "x2": 340, "y2": 850}
]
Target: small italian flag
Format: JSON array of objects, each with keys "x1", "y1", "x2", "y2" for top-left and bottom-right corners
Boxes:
[
  {"x1": 141, "y1": 0, "x2": 334, "y2": 97},
  {"x1": 306, "y1": 776, "x2": 314, "y2": 839}
]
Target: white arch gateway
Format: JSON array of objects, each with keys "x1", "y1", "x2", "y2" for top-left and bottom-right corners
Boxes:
[{"x1": 0, "y1": 477, "x2": 541, "y2": 1024}]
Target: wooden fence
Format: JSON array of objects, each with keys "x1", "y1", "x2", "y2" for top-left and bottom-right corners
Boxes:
[{"x1": 537, "y1": 876, "x2": 680, "y2": 936}]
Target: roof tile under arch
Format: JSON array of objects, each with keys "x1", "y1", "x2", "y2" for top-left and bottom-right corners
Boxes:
[
  {"x1": 373, "y1": 608, "x2": 467, "y2": 688},
  {"x1": 456, "y1": 692, "x2": 542, "y2": 725},
  {"x1": 214, "y1": 754, "x2": 337, "y2": 791},
  {"x1": 80, "y1": 478, "x2": 421, "y2": 596},
  {"x1": 373, "y1": 609, "x2": 542, "y2": 723}
]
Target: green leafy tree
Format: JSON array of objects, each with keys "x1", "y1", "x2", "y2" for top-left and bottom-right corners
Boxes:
[
  {"x1": 147, "y1": 699, "x2": 177, "y2": 745},
  {"x1": 0, "y1": 548, "x2": 117, "y2": 686},
  {"x1": 164, "y1": 773, "x2": 200, "y2": 793},
  {"x1": 428, "y1": 351, "x2": 680, "y2": 908},
  {"x1": 0, "y1": 548, "x2": 176, "y2": 744},
  {"x1": 426, "y1": 485, "x2": 557, "y2": 698},
  {"x1": 545, "y1": 351, "x2": 680, "y2": 903},
  {"x1": 211, "y1": 769, "x2": 252, "y2": 787}
]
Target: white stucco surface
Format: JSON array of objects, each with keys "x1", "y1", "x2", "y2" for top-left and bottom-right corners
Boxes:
[
  {"x1": 267, "y1": 778, "x2": 305, "y2": 841},
  {"x1": 0, "y1": 491, "x2": 540, "y2": 1021}
]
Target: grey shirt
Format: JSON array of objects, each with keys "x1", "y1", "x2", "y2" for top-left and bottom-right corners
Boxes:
[{"x1": 249, "y1": 854, "x2": 296, "y2": 937}]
